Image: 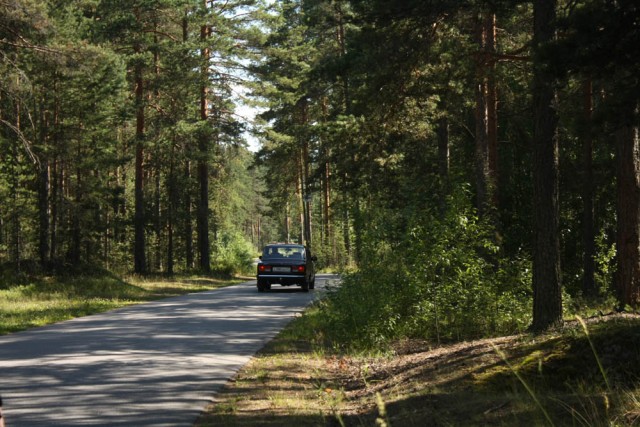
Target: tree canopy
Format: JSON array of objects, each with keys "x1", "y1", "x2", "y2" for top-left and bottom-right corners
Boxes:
[{"x1": 1, "y1": 0, "x2": 639, "y2": 334}]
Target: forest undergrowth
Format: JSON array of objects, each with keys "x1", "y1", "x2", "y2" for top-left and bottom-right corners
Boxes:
[
  {"x1": 198, "y1": 306, "x2": 640, "y2": 427},
  {"x1": 199, "y1": 190, "x2": 638, "y2": 426}
]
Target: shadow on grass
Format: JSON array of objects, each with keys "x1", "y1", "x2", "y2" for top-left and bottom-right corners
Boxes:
[
  {"x1": 0, "y1": 265, "x2": 246, "y2": 335},
  {"x1": 0, "y1": 302, "x2": 129, "y2": 335},
  {"x1": 199, "y1": 315, "x2": 640, "y2": 427}
]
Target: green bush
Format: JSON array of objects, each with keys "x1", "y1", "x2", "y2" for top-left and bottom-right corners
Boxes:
[
  {"x1": 212, "y1": 231, "x2": 255, "y2": 275},
  {"x1": 319, "y1": 188, "x2": 532, "y2": 351}
]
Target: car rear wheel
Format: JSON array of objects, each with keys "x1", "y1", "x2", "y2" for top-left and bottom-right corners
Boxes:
[
  {"x1": 257, "y1": 279, "x2": 268, "y2": 292},
  {"x1": 309, "y1": 278, "x2": 315, "y2": 290},
  {"x1": 301, "y1": 281, "x2": 309, "y2": 292}
]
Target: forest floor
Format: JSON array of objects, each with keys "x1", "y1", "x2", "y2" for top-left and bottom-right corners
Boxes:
[{"x1": 196, "y1": 312, "x2": 640, "y2": 427}]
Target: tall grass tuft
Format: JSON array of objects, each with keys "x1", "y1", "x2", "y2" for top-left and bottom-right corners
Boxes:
[
  {"x1": 576, "y1": 315, "x2": 611, "y2": 393},
  {"x1": 492, "y1": 343, "x2": 556, "y2": 426}
]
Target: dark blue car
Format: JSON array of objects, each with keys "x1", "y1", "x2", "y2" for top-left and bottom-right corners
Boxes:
[{"x1": 256, "y1": 244, "x2": 316, "y2": 292}]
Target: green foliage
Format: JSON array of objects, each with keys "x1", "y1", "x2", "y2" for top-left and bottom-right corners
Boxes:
[
  {"x1": 594, "y1": 230, "x2": 617, "y2": 295},
  {"x1": 0, "y1": 0, "x2": 270, "y2": 276},
  {"x1": 319, "y1": 187, "x2": 532, "y2": 351},
  {"x1": 212, "y1": 231, "x2": 256, "y2": 276},
  {"x1": 0, "y1": 0, "x2": 637, "y2": 332}
]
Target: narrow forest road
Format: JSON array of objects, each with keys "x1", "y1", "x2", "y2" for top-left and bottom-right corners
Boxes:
[{"x1": 0, "y1": 275, "x2": 335, "y2": 426}]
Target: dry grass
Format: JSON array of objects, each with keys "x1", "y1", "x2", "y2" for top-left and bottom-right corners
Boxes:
[
  {"x1": 197, "y1": 314, "x2": 640, "y2": 427},
  {"x1": 0, "y1": 272, "x2": 244, "y2": 335}
]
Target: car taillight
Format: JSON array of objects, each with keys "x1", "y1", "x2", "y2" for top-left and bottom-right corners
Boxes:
[
  {"x1": 258, "y1": 265, "x2": 271, "y2": 272},
  {"x1": 293, "y1": 265, "x2": 305, "y2": 273}
]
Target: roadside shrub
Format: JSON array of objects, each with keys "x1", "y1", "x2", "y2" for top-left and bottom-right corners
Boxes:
[
  {"x1": 319, "y1": 188, "x2": 532, "y2": 351},
  {"x1": 211, "y1": 231, "x2": 255, "y2": 275}
]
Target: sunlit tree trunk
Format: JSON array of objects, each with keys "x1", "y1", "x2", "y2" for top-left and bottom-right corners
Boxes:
[
  {"x1": 285, "y1": 202, "x2": 291, "y2": 243},
  {"x1": 475, "y1": 14, "x2": 489, "y2": 214},
  {"x1": 197, "y1": 0, "x2": 211, "y2": 273},
  {"x1": 299, "y1": 99, "x2": 312, "y2": 248},
  {"x1": 37, "y1": 95, "x2": 50, "y2": 269},
  {"x1": 474, "y1": 12, "x2": 498, "y2": 217},
  {"x1": 486, "y1": 14, "x2": 498, "y2": 210}
]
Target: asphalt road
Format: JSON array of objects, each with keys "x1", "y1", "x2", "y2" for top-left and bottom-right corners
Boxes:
[{"x1": 0, "y1": 274, "x2": 336, "y2": 426}]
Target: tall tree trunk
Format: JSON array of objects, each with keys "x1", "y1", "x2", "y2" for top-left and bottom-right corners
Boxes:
[
  {"x1": 167, "y1": 145, "x2": 176, "y2": 275},
  {"x1": 336, "y1": 2, "x2": 350, "y2": 114},
  {"x1": 37, "y1": 99, "x2": 50, "y2": 269},
  {"x1": 337, "y1": 2, "x2": 355, "y2": 264},
  {"x1": 134, "y1": 59, "x2": 147, "y2": 274},
  {"x1": 474, "y1": 12, "x2": 498, "y2": 217},
  {"x1": 342, "y1": 190, "x2": 351, "y2": 262},
  {"x1": 49, "y1": 88, "x2": 61, "y2": 262},
  {"x1": 184, "y1": 159, "x2": 194, "y2": 269},
  {"x1": 153, "y1": 30, "x2": 162, "y2": 272},
  {"x1": 11, "y1": 98, "x2": 21, "y2": 267},
  {"x1": 285, "y1": 202, "x2": 291, "y2": 243},
  {"x1": 615, "y1": 109, "x2": 640, "y2": 308},
  {"x1": 197, "y1": 137, "x2": 211, "y2": 273},
  {"x1": 182, "y1": 12, "x2": 194, "y2": 271},
  {"x1": 197, "y1": 0, "x2": 211, "y2": 273},
  {"x1": 582, "y1": 78, "x2": 597, "y2": 297},
  {"x1": 486, "y1": 14, "x2": 498, "y2": 210},
  {"x1": 531, "y1": 0, "x2": 562, "y2": 332},
  {"x1": 70, "y1": 160, "x2": 82, "y2": 265},
  {"x1": 474, "y1": 14, "x2": 489, "y2": 215},
  {"x1": 50, "y1": 157, "x2": 58, "y2": 262},
  {"x1": 353, "y1": 199, "x2": 363, "y2": 265},
  {"x1": 154, "y1": 166, "x2": 162, "y2": 271},
  {"x1": 321, "y1": 97, "x2": 332, "y2": 252},
  {"x1": 299, "y1": 99, "x2": 312, "y2": 249},
  {"x1": 297, "y1": 160, "x2": 305, "y2": 245},
  {"x1": 323, "y1": 160, "x2": 332, "y2": 246}
]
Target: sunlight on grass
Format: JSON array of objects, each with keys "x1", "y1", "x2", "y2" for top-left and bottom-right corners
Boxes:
[
  {"x1": 198, "y1": 312, "x2": 640, "y2": 427},
  {"x1": 0, "y1": 274, "x2": 244, "y2": 335}
]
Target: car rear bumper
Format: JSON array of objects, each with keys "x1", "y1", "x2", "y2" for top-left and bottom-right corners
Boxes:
[
  {"x1": 257, "y1": 274, "x2": 307, "y2": 286},
  {"x1": 257, "y1": 274, "x2": 305, "y2": 279}
]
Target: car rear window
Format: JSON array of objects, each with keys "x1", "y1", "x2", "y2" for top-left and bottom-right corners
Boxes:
[{"x1": 262, "y1": 246, "x2": 305, "y2": 260}]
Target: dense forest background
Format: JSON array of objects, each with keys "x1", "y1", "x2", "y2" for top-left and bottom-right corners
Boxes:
[{"x1": 1, "y1": 0, "x2": 639, "y2": 336}]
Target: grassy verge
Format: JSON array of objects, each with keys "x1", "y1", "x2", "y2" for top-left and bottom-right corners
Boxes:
[
  {"x1": 197, "y1": 311, "x2": 640, "y2": 426},
  {"x1": 196, "y1": 306, "x2": 343, "y2": 426},
  {"x1": 0, "y1": 271, "x2": 245, "y2": 335}
]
